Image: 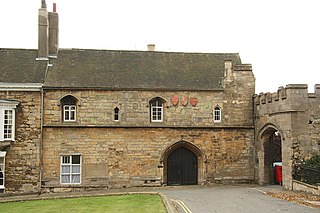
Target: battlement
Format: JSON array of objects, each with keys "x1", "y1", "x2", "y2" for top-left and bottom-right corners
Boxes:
[{"x1": 254, "y1": 84, "x2": 320, "y2": 105}]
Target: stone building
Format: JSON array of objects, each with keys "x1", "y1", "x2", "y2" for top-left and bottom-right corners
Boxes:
[
  {"x1": 0, "y1": 1, "x2": 318, "y2": 194},
  {"x1": 254, "y1": 85, "x2": 320, "y2": 190}
]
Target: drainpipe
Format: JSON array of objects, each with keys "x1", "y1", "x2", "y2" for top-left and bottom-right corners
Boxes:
[
  {"x1": 39, "y1": 60, "x2": 49, "y2": 194},
  {"x1": 252, "y1": 95, "x2": 257, "y2": 184},
  {"x1": 39, "y1": 87, "x2": 44, "y2": 194}
]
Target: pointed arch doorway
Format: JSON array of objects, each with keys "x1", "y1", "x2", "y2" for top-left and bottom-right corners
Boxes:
[
  {"x1": 257, "y1": 125, "x2": 283, "y2": 185},
  {"x1": 161, "y1": 141, "x2": 205, "y2": 186},
  {"x1": 167, "y1": 147, "x2": 198, "y2": 185}
]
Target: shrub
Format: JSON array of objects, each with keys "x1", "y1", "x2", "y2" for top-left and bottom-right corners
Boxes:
[{"x1": 303, "y1": 154, "x2": 320, "y2": 168}]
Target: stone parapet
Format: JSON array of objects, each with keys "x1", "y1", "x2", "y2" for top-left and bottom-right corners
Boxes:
[
  {"x1": 254, "y1": 84, "x2": 320, "y2": 106},
  {"x1": 233, "y1": 64, "x2": 252, "y2": 72}
]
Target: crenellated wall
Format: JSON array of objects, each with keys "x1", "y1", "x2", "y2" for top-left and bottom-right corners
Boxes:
[{"x1": 254, "y1": 84, "x2": 320, "y2": 189}]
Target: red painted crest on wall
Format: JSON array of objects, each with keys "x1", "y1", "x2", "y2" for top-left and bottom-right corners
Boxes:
[
  {"x1": 180, "y1": 96, "x2": 189, "y2": 106},
  {"x1": 190, "y1": 97, "x2": 198, "y2": 107},
  {"x1": 170, "y1": 96, "x2": 179, "y2": 106}
]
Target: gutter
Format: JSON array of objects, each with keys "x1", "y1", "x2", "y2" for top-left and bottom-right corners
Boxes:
[{"x1": 0, "y1": 83, "x2": 43, "y2": 91}]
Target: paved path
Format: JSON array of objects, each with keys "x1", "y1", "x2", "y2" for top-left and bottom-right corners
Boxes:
[
  {"x1": 0, "y1": 185, "x2": 319, "y2": 212},
  {"x1": 160, "y1": 185, "x2": 319, "y2": 213}
]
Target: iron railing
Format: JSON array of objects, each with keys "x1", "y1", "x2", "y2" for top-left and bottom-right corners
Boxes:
[{"x1": 293, "y1": 164, "x2": 320, "y2": 186}]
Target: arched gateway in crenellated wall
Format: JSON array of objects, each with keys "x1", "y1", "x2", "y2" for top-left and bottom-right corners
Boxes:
[{"x1": 254, "y1": 84, "x2": 320, "y2": 189}]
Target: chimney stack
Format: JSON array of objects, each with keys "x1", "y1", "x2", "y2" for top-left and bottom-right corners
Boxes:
[
  {"x1": 147, "y1": 44, "x2": 156, "y2": 51},
  {"x1": 38, "y1": 1, "x2": 49, "y2": 59},
  {"x1": 38, "y1": 1, "x2": 59, "y2": 59},
  {"x1": 48, "y1": 3, "x2": 59, "y2": 56},
  {"x1": 224, "y1": 60, "x2": 233, "y2": 81}
]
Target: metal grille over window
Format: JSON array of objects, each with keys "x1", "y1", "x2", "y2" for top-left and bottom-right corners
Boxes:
[{"x1": 61, "y1": 155, "x2": 81, "y2": 184}]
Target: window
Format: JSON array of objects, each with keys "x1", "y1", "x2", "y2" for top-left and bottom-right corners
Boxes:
[
  {"x1": 150, "y1": 98, "x2": 164, "y2": 122},
  {"x1": 0, "y1": 152, "x2": 6, "y2": 189},
  {"x1": 0, "y1": 100, "x2": 19, "y2": 141},
  {"x1": 4, "y1": 110, "x2": 13, "y2": 139},
  {"x1": 214, "y1": 106, "x2": 221, "y2": 122},
  {"x1": 61, "y1": 95, "x2": 77, "y2": 122},
  {"x1": 61, "y1": 155, "x2": 81, "y2": 184},
  {"x1": 114, "y1": 107, "x2": 119, "y2": 121}
]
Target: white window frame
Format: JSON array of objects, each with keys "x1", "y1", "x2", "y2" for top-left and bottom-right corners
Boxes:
[
  {"x1": 0, "y1": 100, "x2": 18, "y2": 141},
  {"x1": 214, "y1": 106, "x2": 221, "y2": 123},
  {"x1": 0, "y1": 151, "x2": 7, "y2": 190},
  {"x1": 63, "y1": 105, "x2": 76, "y2": 122},
  {"x1": 150, "y1": 99, "x2": 163, "y2": 122},
  {"x1": 60, "y1": 155, "x2": 81, "y2": 184}
]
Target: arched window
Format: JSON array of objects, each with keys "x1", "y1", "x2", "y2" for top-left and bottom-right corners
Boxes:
[
  {"x1": 61, "y1": 95, "x2": 77, "y2": 122},
  {"x1": 114, "y1": 107, "x2": 119, "y2": 121},
  {"x1": 150, "y1": 98, "x2": 164, "y2": 122},
  {"x1": 214, "y1": 106, "x2": 221, "y2": 122}
]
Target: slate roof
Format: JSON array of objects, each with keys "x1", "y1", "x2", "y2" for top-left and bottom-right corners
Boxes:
[
  {"x1": 1, "y1": 48, "x2": 242, "y2": 91},
  {"x1": 44, "y1": 49, "x2": 241, "y2": 90},
  {"x1": 0, "y1": 49, "x2": 47, "y2": 83}
]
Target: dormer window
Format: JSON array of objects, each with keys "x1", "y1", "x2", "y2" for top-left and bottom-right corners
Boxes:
[
  {"x1": 150, "y1": 98, "x2": 164, "y2": 122},
  {"x1": 61, "y1": 95, "x2": 77, "y2": 122}
]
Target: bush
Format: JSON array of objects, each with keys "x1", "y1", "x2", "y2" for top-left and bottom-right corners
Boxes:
[{"x1": 303, "y1": 154, "x2": 320, "y2": 168}]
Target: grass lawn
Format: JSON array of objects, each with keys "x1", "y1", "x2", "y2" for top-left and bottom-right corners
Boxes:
[{"x1": 0, "y1": 194, "x2": 166, "y2": 213}]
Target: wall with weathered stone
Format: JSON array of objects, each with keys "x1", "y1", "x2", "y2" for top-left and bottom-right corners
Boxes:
[
  {"x1": 0, "y1": 91, "x2": 41, "y2": 193},
  {"x1": 254, "y1": 84, "x2": 320, "y2": 189},
  {"x1": 43, "y1": 88, "x2": 254, "y2": 127},
  {"x1": 41, "y1": 127, "x2": 254, "y2": 190},
  {"x1": 40, "y1": 65, "x2": 255, "y2": 190}
]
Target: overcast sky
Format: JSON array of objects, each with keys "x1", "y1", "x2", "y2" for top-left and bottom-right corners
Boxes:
[{"x1": 1, "y1": 0, "x2": 319, "y2": 93}]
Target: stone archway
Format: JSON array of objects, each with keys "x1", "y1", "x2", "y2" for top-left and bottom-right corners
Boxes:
[
  {"x1": 256, "y1": 124, "x2": 283, "y2": 185},
  {"x1": 160, "y1": 141, "x2": 206, "y2": 185}
]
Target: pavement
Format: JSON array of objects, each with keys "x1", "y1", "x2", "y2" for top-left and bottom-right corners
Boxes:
[{"x1": 0, "y1": 184, "x2": 319, "y2": 213}]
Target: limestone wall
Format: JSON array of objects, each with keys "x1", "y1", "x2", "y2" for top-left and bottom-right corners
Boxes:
[
  {"x1": 254, "y1": 84, "x2": 320, "y2": 189},
  {"x1": 43, "y1": 88, "x2": 254, "y2": 127},
  {"x1": 42, "y1": 127, "x2": 254, "y2": 189},
  {"x1": 0, "y1": 91, "x2": 41, "y2": 193},
  {"x1": 255, "y1": 84, "x2": 320, "y2": 160},
  {"x1": 40, "y1": 66, "x2": 255, "y2": 190}
]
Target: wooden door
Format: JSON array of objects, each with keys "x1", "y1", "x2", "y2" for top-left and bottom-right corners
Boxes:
[{"x1": 167, "y1": 147, "x2": 197, "y2": 185}]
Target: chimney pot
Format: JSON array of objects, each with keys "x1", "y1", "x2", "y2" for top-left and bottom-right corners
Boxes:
[
  {"x1": 147, "y1": 44, "x2": 156, "y2": 51},
  {"x1": 53, "y1": 3, "x2": 56, "y2": 12}
]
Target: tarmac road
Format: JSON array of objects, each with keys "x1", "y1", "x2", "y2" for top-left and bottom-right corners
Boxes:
[{"x1": 160, "y1": 185, "x2": 319, "y2": 213}]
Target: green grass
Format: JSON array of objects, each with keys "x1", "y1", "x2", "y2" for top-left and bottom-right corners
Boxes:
[{"x1": 0, "y1": 194, "x2": 166, "y2": 213}]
